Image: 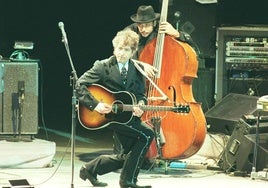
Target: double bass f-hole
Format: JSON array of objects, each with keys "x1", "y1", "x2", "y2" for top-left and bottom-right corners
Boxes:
[{"x1": 168, "y1": 85, "x2": 177, "y2": 107}]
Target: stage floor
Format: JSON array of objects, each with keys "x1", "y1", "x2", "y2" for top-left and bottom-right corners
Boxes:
[{"x1": 0, "y1": 127, "x2": 267, "y2": 188}]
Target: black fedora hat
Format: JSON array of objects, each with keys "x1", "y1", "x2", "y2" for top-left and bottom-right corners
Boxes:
[{"x1": 130, "y1": 5, "x2": 160, "y2": 23}]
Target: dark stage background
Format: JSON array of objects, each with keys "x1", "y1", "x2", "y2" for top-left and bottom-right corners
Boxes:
[{"x1": 0, "y1": 0, "x2": 267, "y2": 133}]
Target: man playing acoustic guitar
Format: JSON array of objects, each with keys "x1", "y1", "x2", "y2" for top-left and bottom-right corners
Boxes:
[{"x1": 76, "y1": 29, "x2": 154, "y2": 188}]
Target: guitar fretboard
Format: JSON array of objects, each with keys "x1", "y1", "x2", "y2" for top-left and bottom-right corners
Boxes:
[{"x1": 122, "y1": 104, "x2": 190, "y2": 113}]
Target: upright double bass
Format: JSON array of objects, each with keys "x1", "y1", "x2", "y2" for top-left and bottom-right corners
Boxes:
[{"x1": 140, "y1": 0, "x2": 207, "y2": 160}]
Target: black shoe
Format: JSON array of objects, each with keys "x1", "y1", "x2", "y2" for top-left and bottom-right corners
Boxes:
[
  {"x1": 79, "y1": 167, "x2": 107, "y2": 187},
  {"x1": 119, "y1": 180, "x2": 151, "y2": 188}
]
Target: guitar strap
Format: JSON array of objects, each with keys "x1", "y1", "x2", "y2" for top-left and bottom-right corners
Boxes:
[{"x1": 132, "y1": 59, "x2": 168, "y2": 100}]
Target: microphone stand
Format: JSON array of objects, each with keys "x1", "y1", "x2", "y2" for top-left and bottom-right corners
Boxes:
[
  {"x1": 251, "y1": 110, "x2": 261, "y2": 179},
  {"x1": 174, "y1": 11, "x2": 181, "y2": 31},
  {"x1": 175, "y1": 19, "x2": 180, "y2": 31},
  {"x1": 60, "y1": 26, "x2": 78, "y2": 188},
  {"x1": 17, "y1": 82, "x2": 25, "y2": 141}
]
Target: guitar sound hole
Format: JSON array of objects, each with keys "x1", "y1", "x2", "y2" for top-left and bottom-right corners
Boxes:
[{"x1": 112, "y1": 101, "x2": 124, "y2": 114}]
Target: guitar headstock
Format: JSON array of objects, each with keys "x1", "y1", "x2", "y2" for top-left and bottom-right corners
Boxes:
[{"x1": 173, "y1": 104, "x2": 190, "y2": 113}]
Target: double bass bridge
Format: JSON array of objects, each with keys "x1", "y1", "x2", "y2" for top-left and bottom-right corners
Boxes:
[{"x1": 147, "y1": 96, "x2": 168, "y2": 102}]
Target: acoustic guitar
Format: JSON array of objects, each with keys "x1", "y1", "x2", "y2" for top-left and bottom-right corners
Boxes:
[{"x1": 78, "y1": 84, "x2": 190, "y2": 130}]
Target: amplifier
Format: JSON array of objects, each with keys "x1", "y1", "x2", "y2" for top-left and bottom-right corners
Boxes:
[
  {"x1": 0, "y1": 61, "x2": 39, "y2": 135},
  {"x1": 215, "y1": 26, "x2": 268, "y2": 102},
  {"x1": 225, "y1": 37, "x2": 268, "y2": 70}
]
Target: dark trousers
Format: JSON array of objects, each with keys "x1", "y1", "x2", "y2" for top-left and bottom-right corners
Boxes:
[{"x1": 84, "y1": 117, "x2": 154, "y2": 183}]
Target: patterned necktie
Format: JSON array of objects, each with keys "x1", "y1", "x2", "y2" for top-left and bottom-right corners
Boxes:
[{"x1": 121, "y1": 66, "x2": 127, "y2": 85}]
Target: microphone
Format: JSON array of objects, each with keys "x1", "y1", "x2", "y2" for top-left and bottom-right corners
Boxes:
[
  {"x1": 174, "y1": 11, "x2": 181, "y2": 19},
  {"x1": 58, "y1": 21, "x2": 68, "y2": 43},
  {"x1": 20, "y1": 86, "x2": 25, "y2": 101},
  {"x1": 174, "y1": 11, "x2": 181, "y2": 31},
  {"x1": 18, "y1": 81, "x2": 25, "y2": 102}
]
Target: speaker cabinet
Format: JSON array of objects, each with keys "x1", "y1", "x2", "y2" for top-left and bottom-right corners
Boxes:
[
  {"x1": 0, "y1": 61, "x2": 39, "y2": 135},
  {"x1": 218, "y1": 119, "x2": 268, "y2": 173},
  {"x1": 205, "y1": 93, "x2": 258, "y2": 135}
]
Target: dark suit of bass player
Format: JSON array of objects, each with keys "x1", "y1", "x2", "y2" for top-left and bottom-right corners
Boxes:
[{"x1": 76, "y1": 29, "x2": 154, "y2": 188}]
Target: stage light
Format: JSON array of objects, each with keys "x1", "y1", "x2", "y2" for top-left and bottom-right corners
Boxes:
[{"x1": 9, "y1": 41, "x2": 34, "y2": 61}]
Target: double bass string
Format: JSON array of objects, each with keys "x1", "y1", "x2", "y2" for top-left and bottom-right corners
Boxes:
[
  {"x1": 140, "y1": 0, "x2": 207, "y2": 160},
  {"x1": 153, "y1": 0, "x2": 168, "y2": 79},
  {"x1": 146, "y1": 0, "x2": 169, "y2": 124}
]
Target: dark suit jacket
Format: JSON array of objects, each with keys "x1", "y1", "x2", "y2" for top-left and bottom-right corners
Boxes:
[{"x1": 76, "y1": 55, "x2": 147, "y2": 111}]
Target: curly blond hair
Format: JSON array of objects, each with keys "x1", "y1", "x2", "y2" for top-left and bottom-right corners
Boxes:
[{"x1": 112, "y1": 29, "x2": 139, "y2": 52}]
